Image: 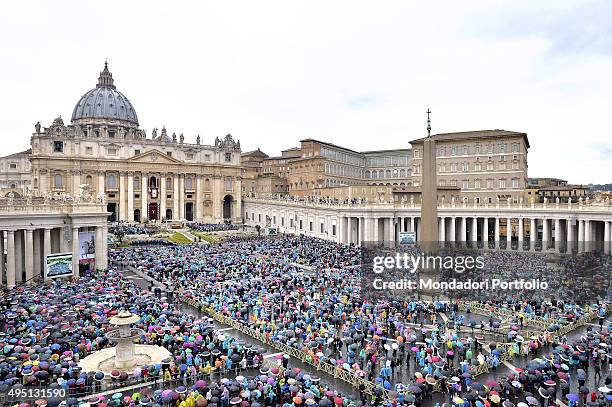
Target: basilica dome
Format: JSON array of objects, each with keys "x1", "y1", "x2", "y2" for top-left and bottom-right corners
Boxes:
[{"x1": 71, "y1": 62, "x2": 139, "y2": 126}]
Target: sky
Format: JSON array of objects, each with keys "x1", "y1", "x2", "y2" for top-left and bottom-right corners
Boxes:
[{"x1": 0, "y1": 0, "x2": 611, "y2": 183}]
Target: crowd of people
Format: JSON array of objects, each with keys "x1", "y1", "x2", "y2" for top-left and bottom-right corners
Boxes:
[
  {"x1": 188, "y1": 223, "x2": 240, "y2": 233},
  {"x1": 1, "y1": 233, "x2": 610, "y2": 407},
  {"x1": 109, "y1": 222, "x2": 158, "y2": 236},
  {"x1": 107, "y1": 235, "x2": 611, "y2": 406}
]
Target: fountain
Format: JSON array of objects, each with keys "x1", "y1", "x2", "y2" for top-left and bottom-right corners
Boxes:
[{"x1": 79, "y1": 310, "x2": 171, "y2": 374}]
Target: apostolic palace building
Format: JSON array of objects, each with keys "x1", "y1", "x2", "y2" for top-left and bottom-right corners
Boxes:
[{"x1": 0, "y1": 62, "x2": 611, "y2": 287}]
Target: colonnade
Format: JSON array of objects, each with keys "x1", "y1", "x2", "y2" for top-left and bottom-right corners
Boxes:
[
  {"x1": 337, "y1": 214, "x2": 612, "y2": 253},
  {"x1": 0, "y1": 225, "x2": 108, "y2": 288}
]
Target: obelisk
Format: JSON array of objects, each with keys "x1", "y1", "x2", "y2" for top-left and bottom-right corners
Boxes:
[{"x1": 420, "y1": 109, "x2": 438, "y2": 251}]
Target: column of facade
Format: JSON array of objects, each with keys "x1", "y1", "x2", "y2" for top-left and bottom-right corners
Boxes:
[
  {"x1": 6, "y1": 230, "x2": 15, "y2": 288},
  {"x1": 179, "y1": 174, "x2": 185, "y2": 220},
  {"x1": 25, "y1": 229, "x2": 34, "y2": 283},
  {"x1": 235, "y1": 178, "x2": 242, "y2": 222},
  {"x1": 195, "y1": 175, "x2": 202, "y2": 221},
  {"x1": 604, "y1": 221, "x2": 611, "y2": 255},
  {"x1": 578, "y1": 219, "x2": 585, "y2": 242},
  {"x1": 212, "y1": 176, "x2": 222, "y2": 220},
  {"x1": 173, "y1": 174, "x2": 180, "y2": 220},
  {"x1": 160, "y1": 173, "x2": 167, "y2": 221},
  {"x1": 410, "y1": 217, "x2": 415, "y2": 233},
  {"x1": 119, "y1": 172, "x2": 127, "y2": 221},
  {"x1": 471, "y1": 217, "x2": 478, "y2": 243},
  {"x1": 72, "y1": 227, "x2": 79, "y2": 279},
  {"x1": 141, "y1": 174, "x2": 148, "y2": 221},
  {"x1": 72, "y1": 170, "x2": 81, "y2": 196},
  {"x1": 97, "y1": 171, "x2": 105, "y2": 196},
  {"x1": 494, "y1": 217, "x2": 500, "y2": 248},
  {"x1": 127, "y1": 172, "x2": 134, "y2": 222},
  {"x1": 358, "y1": 217, "x2": 364, "y2": 245},
  {"x1": 362, "y1": 217, "x2": 370, "y2": 244}
]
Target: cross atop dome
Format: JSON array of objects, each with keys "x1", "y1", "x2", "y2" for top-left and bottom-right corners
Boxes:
[{"x1": 97, "y1": 61, "x2": 115, "y2": 89}]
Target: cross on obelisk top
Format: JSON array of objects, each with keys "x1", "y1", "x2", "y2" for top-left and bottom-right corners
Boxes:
[{"x1": 426, "y1": 108, "x2": 432, "y2": 137}]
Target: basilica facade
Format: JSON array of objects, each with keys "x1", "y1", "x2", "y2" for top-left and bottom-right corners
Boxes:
[{"x1": 29, "y1": 63, "x2": 243, "y2": 223}]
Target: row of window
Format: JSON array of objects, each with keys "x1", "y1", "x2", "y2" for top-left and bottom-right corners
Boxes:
[
  {"x1": 439, "y1": 178, "x2": 521, "y2": 189},
  {"x1": 51, "y1": 141, "x2": 232, "y2": 163},
  {"x1": 51, "y1": 174, "x2": 234, "y2": 192},
  {"x1": 436, "y1": 143, "x2": 521, "y2": 157},
  {"x1": 439, "y1": 159, "x2": 521, "y2": 172}
]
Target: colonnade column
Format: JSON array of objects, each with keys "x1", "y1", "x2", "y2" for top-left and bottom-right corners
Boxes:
[
  {"x1": 15, "y1": 231, "x2": 23, "y2": 284},
  {"x1": 71, "y1": 227, "x2": 79, "y2": 279},
  {"x1": 584, "y1": 220, "x2": 591, "y2": 251},
  {"x1": 459, "y1": 217, "x2": 467, "y2": 242},
  {"x1": 506, "y1": 218, "x2": 512, "y2": 246},
  {"x1": 554, "y1": 218, "x2": 561, "y2": 251},
  {"x1": 530, "y1": 218, "x2": 536, "y2": 250},
  {"x1": 518, "y1": 218, "x2": 524, "y2": 250},
  {"x1": 604, "y1": 221, "x2": 611, "y2": 254},
  {"x1": 439, "y1": 217, "x2": 446, "y2": 243},
  {"x1": 567, "y1": 219, "x2": 574, "y2": 246},
  {"x1": 372, "y1": 218, "x2": 379, "y2": 243},
  {"x1": 25, "y1": 229, "x2": 34, "y2": 283},
  {"x1": 449, "y1": 217, "x2": 456, "y2": 243},
  {"x1": 410, "y1": 217, "x2": 415, "y2": 233},
  {"x1": 0, "y1": 231, "x2": 4, "y2": 284},
  {"x1": 471, "y1": 217, "x2": 478, "y2": 243},
  {"x1": 95, "y1": 226, "x2": 107, "y2": 270},
  {"x1": 495, "y1": 217, "x2": 500, "y2": 248},
  {"x1": 43, "y1": 228, "x2": 51, "y2": 276},
  {"x1": 127, "y1": 172, "x2": 134, "y2": 222},
  {"x1": 542, "y1": 219, "x2": 549, "y2": 249},
  {"x1": 483, "y1": 217, "x2": 489, "y2": 247},
  {"x1": 141, "y1": 174, "x2": 148, "y2": 222},
  {"x1": 6, "y1": 231, "x2": 15, "y2": 288}
]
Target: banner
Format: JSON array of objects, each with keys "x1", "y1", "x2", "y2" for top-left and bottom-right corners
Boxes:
[
  {"x1": 399, "y1": 231, "x2": 416, "y2": 245},
  {"x1": 79, "y1": 231, "x2": 95, "y2": 260},
  {"x1": 45, "y1": 253, "x2": 73, "y2": 280}
]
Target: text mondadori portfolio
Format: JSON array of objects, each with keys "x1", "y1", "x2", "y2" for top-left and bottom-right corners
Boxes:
[{"x1": 371, "y1": 278, "x2": 549, "y2": 291}]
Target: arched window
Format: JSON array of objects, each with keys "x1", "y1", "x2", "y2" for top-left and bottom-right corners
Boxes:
[
  {"x1": 54, "y1": 174, "x2": 63, "y2": 188},
  {"x1": 85, "y1": 175, "x2": 93, "y2": 185},
  {"x1": 204, "y1": 178, "x2": 210, "y2": 190},
  {"x1": 107, "y1": 174, "x2": 117, "y2": 189},
  {"x1": 149, "y1": 177, "x2": 157, "y2": 189},
  {"x1": 185, "y1": 177, "x2": 193, "y2": 190},
  {"x1": 225, "y1": 177, "x2": 232, "y2": 191},
  {"x1": 134, "y1": 176, "x2": 141, "y2": 190},
  {"x1": 166, "y1": 177, "x2": 172, "y2": 189}
]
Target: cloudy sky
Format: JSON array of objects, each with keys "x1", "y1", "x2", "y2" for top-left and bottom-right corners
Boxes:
[{"x1": 1, "y1": 0, "x2": 610, "y2": 183}]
